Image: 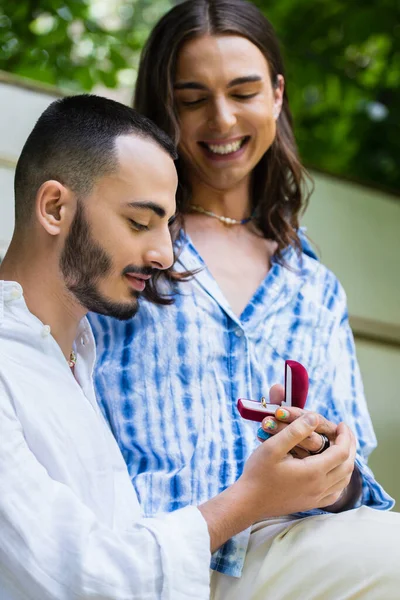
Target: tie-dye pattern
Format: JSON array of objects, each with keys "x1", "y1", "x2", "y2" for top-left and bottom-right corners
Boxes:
[{"x1": 89, "y1": 233, "x2": 393, "y2": 577}]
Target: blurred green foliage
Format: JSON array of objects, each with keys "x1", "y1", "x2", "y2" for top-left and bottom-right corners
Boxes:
[
  {"x1": 0, "y1": 0, "x2": 173, "y2": 91},
  {"x1": 254, "y1": 0, "x2": 400, "y2": 193},
  {"x1": 0, "y1": 0, "x2": 399, "y2": 192}
]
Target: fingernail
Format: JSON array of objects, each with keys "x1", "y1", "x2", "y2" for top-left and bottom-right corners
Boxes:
[
  {"x1": 276, "y1": 408, "x2": 289, "y2": 420},
  {"x1": 257, "y1": 427, "x2": 271, "y2": 441},
  {"x1": 304, "y1": 413, "x2": 317, "y2": 426},
  {"x1": 263, "y1": 418, "x2": 278, "y2": 431}
]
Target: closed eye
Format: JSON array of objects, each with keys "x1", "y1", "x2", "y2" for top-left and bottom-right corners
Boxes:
[
  {"x1": 129, "y1": 219, "x2": 149, "y2": 232},
  {"x1": 181, "y1": 92, "x2": 258, "y2": 106},
  {"x1": 168, "y1": 217, "x2": 177, "y2": 229},
  {"x1": 232, "y1": 93, "x2": 259, "y2": 100},
  {"x1": 181, "y1": 98, "x2": 206, "y2": 107}
]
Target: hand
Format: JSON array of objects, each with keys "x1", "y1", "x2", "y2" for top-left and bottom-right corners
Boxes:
[
  {"x1": 200, "y1": 412, "x2": 354, "y2": 552},
  {"x1": 240, "y1": 413, "x2": 356, "y2": 520},
  {"x1": 258, "y1": 384, "x2": 338, "y2": 456},
  {"x1": 257, "y1": 384, "x2": 358, "y2": 512}
]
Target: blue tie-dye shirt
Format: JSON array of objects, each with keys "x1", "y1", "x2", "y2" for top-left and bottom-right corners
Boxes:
[{"x1": 89, "y1": 232, "x2": 393, "y2": 577}]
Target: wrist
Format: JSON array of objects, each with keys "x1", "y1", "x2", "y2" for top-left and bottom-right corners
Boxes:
[{"x1": 198, "y1": 481, "x2": 256, "y2": 553}]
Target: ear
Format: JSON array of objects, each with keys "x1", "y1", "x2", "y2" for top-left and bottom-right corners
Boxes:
[
  {"x1": 273, "y1": 74, "x2": 285, "y2": 120},
  {"x1": 36, "y1": 180, "x2": 75, "y2": 236}
]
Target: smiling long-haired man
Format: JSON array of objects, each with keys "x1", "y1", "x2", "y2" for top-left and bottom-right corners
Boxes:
[{"x1": 0, "y1": 94, "x2": 356, "y2": 599}]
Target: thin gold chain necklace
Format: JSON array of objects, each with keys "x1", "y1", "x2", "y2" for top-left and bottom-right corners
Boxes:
[
  {"x1": 189, "y1": 204, "x2": 255, "y2": 226},
  {"x1": 68, "y1": 350, "x2": 77, "y2": 369}
]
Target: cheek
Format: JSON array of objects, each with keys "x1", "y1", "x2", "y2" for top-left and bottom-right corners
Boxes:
[
  {"x1": 260, "y1": 116, "x2": 276, "y2": 140},
  {"x1": 252, "y1": 110, "x2": 276, "y2": 148},
  {"x1": 251, "y1": 101, "x2": 275, "y2": 125},
  {"x1": 178, "y1": 112, "x2": 203, "y2": 145},
  {"x1": 178, "y1": 139, "x2": 198, "y2": 167}
]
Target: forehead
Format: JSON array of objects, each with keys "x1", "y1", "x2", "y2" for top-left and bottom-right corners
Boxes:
[
  {"x1": 175, "y1": 34, "x2": 271, "y2": 82},
  {"x1": 115, "y1": 134, "x2": 173, "y2": 173},
  {"x1": 92, "y1": 134, "x2": 177, "y2": 214},
  {"x1": 115, "y1": 134, "x2": 177, "y2": 190}
]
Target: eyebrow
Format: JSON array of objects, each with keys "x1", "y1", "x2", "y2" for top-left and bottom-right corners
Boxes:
[
  {"x1": 174, "y1": 75, "x2": 262, "y2": 91},
  {"x1": 125, "y1": 201, "x2": 166, "y2": 218}
]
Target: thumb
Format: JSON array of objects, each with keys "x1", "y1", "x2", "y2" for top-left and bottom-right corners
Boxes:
[
  {"x1": 269, "y1": 412, "x2": 319, "y2": 457},
  {"x1": 269, "y1": 383, "x2": 285, "y2": 405}
]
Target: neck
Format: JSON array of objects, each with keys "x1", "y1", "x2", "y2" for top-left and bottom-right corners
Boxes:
[
  {"x1": 188, "y1": 175, "x2": 252, "y2": 221},
  {"x1": 0, "y1": 235, "x2": 86, "y2": 360}
]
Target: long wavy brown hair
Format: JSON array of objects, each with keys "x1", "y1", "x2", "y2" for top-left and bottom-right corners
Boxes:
[{"x1": 137, "y1": 0, "x2": 312, "y2": 304}]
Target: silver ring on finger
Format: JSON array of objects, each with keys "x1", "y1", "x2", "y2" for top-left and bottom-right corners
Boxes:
[{"x1": 309, "y1": 433, "x2": 330, "y2": 455}]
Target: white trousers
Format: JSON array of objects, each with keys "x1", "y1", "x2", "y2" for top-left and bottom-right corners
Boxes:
[{"x1": 211, "y1": 507, "x2": 400, "y2": 600}]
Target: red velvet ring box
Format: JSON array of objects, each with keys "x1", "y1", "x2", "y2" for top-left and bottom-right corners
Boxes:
[{"x1": 237, "y1": 360, "x2": 309, "y2": 422}]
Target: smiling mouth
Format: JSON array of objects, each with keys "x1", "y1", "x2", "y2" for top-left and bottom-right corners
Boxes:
[
  {"x1": 124, "y1": 273, "x2": 151, "y2": 293},
  {"x1": 199, "y1": 136, "x2": 250, "y2": 156}
]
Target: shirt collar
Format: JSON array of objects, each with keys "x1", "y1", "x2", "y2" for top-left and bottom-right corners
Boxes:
[
  {"x1": 175, "y1": 232, "x2": 308, "y2": 326},
  {"x1": 0, "y1": 280, "x2": 95, "y2": 375}
]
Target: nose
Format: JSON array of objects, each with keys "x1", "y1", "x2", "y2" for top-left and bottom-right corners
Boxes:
[
  {"x1": 145, "y1": 227, "x2": 174, "y2": 271},
  {"x1": 207, "y1": 97, "x2": 237, "y2": 133}
]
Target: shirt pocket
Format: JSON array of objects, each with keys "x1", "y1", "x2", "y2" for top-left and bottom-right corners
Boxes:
[{"x1": 265, "y1": 309, "x2": 335, "y2": 384}]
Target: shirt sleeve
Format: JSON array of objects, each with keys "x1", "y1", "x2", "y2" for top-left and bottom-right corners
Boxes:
[
  {"x1": 298, "y1": 281, "x2": 394, "y2": 516},
  {"x1": 0, "y1": 382, "x2": 211, "y2": 600}
]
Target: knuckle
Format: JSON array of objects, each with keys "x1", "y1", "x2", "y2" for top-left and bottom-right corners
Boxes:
[
  {"x1": 285, "y1": 424, "x2": 301, "y2": 441},
  {"x1": 307, "y1": 471, "x2": 321, "y2": 492},
  {"x1": 344, "y1": 476, "x2": 352, "y2": 488},
  {"x1": 337, "y1": 447, "x2": 349, "y2": 463},
  {"x1": 348, "y1": 429, "x2": 356, "y2": 442},
  {"x1": 330, "y1": 491, "x2": 343, "y2": 504},
  {"x1": 309, "y1": 435, "x2": 322, "y2": 451}
]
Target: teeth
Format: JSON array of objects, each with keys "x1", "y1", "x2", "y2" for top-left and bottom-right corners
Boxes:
[{"x1": 206, "y1": 138, "x2": 245, "y2": 155}]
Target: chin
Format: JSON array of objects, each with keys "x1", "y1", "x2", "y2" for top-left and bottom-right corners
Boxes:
[
  {"x1": 95, "y1": 300, "x2": 140, "y2": 321},
  {"x1": 80, "y1": 291, "x2": 140, "y2": 321},
  {"x1": 205, "y1": 171, "x2": 249, "y2": 191}
]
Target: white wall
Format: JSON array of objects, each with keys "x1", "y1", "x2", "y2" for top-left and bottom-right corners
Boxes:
[
  {"x1": 303, "y1": 173, "x2": 400, "y2": 329},
  {"x1": 355, "y1": 340, "x2": 400, "y2": 503},
  {"x1": 303, "y1": 174, "x2": 400, "y2": 507},
  {"x1": 0, "y1": 77, "x2": 61, "y2": 254}
]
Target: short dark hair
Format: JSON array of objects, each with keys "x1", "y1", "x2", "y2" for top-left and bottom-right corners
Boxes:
[
  {"x1": 14, "y1": 94, "x2": 177, "y2": 225},
  {"x1": 135, "y1": 0, "x2": 311, "y2": 260}
]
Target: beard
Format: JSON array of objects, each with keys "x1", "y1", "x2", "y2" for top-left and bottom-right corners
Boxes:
[{"x1": 60, "y1": 202, "x2": 142, "y2": 320}]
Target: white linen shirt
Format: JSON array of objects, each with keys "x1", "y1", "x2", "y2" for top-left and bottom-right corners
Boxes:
[{"x1": 0, "y1": 280, "x2": 211, "y2": 600}]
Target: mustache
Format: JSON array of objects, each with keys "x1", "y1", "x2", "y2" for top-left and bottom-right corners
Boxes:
[{"x1": 122, "y1": 265, "x2": 155, "y2": 277}]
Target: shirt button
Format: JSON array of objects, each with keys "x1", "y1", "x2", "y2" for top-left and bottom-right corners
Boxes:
[
  {"x1": 234, "y1": 328, "x2": 244, "y2": 338},
  {"x1": 41, "y1": 325, "x2": 51, "y2": 337},
  {"x1": 11, "y1": 287, "x2": 22, "y2": 300}
]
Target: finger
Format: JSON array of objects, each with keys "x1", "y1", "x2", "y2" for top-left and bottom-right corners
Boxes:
[
  {"x1": 336, "y1": 421, "x2": 357, "y2": 455},
  {"x1": 318, "y1": 490, "x2": 344, "y2": 508},
  {"x1": 298, "y1": 432, "x2": 330, "y2": 454},
  {"x1": 304, "y1": 422, "x2": 354, "y2": 472},
  {"x1": 261, "y1": 417, "x2": 326, "y2": 454},
  {"x1": 325, "y1": 459, "x2": 355, "y2": 492},
  {"x1": 324, "y1": 427, "x2": 356, "y2": 483},
  {"x1": 261, "y1": 417, "x2": 283, "y2": 434},
  {"x1": 336, "y1": 422, "x2": 356, "y2": 459},
  {"x1": 267, "y1": 412, "x2": 319, "y2": 457},
  {"x1": 290, "y1": 447, "x2": 310, "y2": 459},
  {"x1": 269, "y1": 384, "x2": 285, "y2": 405},
  {"x1": 257, "y1": 428, "x2": 272, "y2": 442},
  {"x1": 319, "y1": 475, "x2": 351, "y2": 506},
  {"x1": 275, "y1": 406, "x2": 338, "y2": 439}
]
